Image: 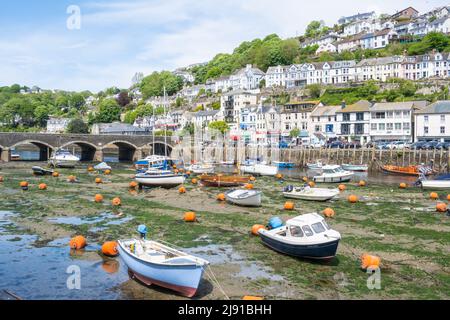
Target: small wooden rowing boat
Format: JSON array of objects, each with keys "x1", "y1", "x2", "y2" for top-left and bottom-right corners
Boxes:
[
  {"x1": 381, "y1": 165, "x2": 434, "y2": 176},
  {"x1": 199, "y1": 174, "x2": 251, "y2": 187}
]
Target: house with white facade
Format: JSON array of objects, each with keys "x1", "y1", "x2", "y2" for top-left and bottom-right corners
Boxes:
[
  {"x1": 265, "y1": 65, "x2": 289, "y2": 87},
  {"x1": 343, "y1": 19, "x2": 382, "y2": 37},
  {"x1": 403, "y1": 52, "x2": 450, "y2": 80},
  {"x1": 173, "y1": 69, "x2": 195, "y2": 83},
  {"x1": 301, "y1": 34, "x2": 340, "y2": 49},
  {"x1": 191, "y1": 110, "x2": 221, "y2": 129},
  {"x1": 369, "y1": 101, "x2": 428, "y2": 142},
  {"x1": 330, "y1": 60, "x2": 356, "y2": 84},
  {"x1": 428, "y1": 16, "x2": 450, "y2": 34},
  {"x1": 46, "y1": 117, "x2": 71, "y2": 134},
  {"x1": 316, "y1": 43, "x2": 337, "y2": 54},
  {"x1": 229, "y1": 64, "x2": 265, "y2": 90},
  {"x1": 355, "y1": 56, "x2": 405, "y2": 82},
  {"x1": 414, "y1": 101, "x2": 450, "y2": 142},
  {"x1": 310, "y1": 105, "x2": 341, "y2": 139},
  {"x1": 338, "y1": 11, "x2": 377, "y2": 25},
  {"x1": 336, "y1": 100, "x2": 372, "y2": 144},
  {"x1": 359, "y1": 29, "x2": 398, "y2": 50}
]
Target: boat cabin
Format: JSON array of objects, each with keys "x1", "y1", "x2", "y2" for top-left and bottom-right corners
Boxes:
[
  {"x1": 322, "y1": 165, "x2": 346, "y2": 174},
  {"x1": 283, "y1": 213, "x2": 331, "y2": 238}
]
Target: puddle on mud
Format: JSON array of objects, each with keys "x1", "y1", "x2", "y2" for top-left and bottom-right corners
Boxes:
[{"x1": 48, "y1": 213, "x2": 134, "y2": 227}]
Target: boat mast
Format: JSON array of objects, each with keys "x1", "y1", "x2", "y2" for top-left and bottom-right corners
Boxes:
[{"x1": 164, "y1": 87, "x2": 168, "y2": 159}]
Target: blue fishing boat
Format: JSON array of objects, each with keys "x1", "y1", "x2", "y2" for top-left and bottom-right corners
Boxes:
[
  {"x1": 118, "y1": 226, "x2": 209, "y2": 298},
  {"x1": 258, "y1": 213, "x2": 341, "y2": 260}
]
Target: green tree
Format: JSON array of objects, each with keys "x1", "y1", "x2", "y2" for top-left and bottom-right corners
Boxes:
[
  {"x1": 94, "y1": 98, "x2": 121, "y2": 123},
  {"x1": 34, "y1": 105, "x2": 50, "y2": 127},
  {"x1": 69, "y1": 93, "x2": 85, "y2": 110},
  {"x1": 208, "y1": 121, "x2": 229, "y2": 134},
  {"x1": 66, "y1": 118, "x2": 89, "y2": 134},
  {"x1": 140, "y1": 71, "x2": 184, "y2": 98},
  {"x1": 289, "y1": 128, "x2": 300, "y2": 138},
  {"x1": 307, "y1": 84, "x2": 322, "y2": 98}
]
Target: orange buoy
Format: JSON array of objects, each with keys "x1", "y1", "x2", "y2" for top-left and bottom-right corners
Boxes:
[
  {"x1": 112, "y1": 197, "x2": 121, "y2": 207},
  {"x1": 447, "y1": 194, "x2": 450, "y2": 201},
  {"x1": 68, "y1": 175, "x2": 76, "y2": 183},
  {"x1": 186, "y1": 171, "x2": 191, "y2": 176},
  {"x1": 284, "y1": 201, "x2": 295, "y2": 210},
  {"x1": 104, "y1": 169, "x2": 111, "y2": 175},
  {"x1": 436, "y1": 202, "x2": 447, "y2": 212},
  {"x1": 359, "y1": 180, "x2": 366, "y2": 187},
  {"x1": 69, "y1": 236, "x2": 87, "y2": 250},
  {"x1": 323, "y1": 208, "x2": 335, "y2": 218},
  {"x1": 94, "y1": 194, "x2": 104, "y2": 203},
  {"x1": 38, "y1": 183, "x2": 47, "y2": 190},
  {"x1": 174, "y1": 169, "x2": 179, "y2": 174},
  {"x1": 348, "y1": 195, "x2": 359, "y2": 203},
  {"x1": 52, "y1": 171, "x2": 60, "y2": 178},
  {"x1": 217, "y1": 193, "x2": 226, "y2": 201},
  {"x1": 399, "y1": 183, "x2": 407, "y2": 189},
  {"x1": 129, "y1": 181, "x2": 138, "y2": 189},
  {"x1": 95, "y1": 178, "x2": 103, "y2": 184},
  {"x1": 251, "y1": 225, "x2": 265, "y2": 236},
  {"x1": 20, "y1": 181, "x2": 29, "y2": 188},
  {"x1": 179, "y1": 186, "x2": 186, "y2": 194},
  {"x1": 302, "y1": 177, "x2": 308, "y2": 183},
  {"x1": 101, "y1": 241, "x2": 118, "y2": 257},
  {"x1": 276, "y1": 173, "x2": 283, "y2": 180},
  {"x1": 249, "y1": 176, "x2": 256, "y2": 182},
  {"x1": 243, "y1": 296, "x2": 264, "y2": 300},
  {"x1": 0, "y1": 176, "x2": 3, "y2": 183},
  {"x1": 88, "y1": 166, "x2": 94, "y2": 172},
  {"x1": 191, "y1": 178, "x2": 198, "y2": 185},
  {"x1": 308, "y1": 181, "x2": 316, "y2": 188},
  {"x1": 173, "y1": 165, "x2": 177, "y2": 169},
  {"x1": 184, "y1": 211, "x2": 197, "y2": 222},
  {"x1": 361, "y1": 253, "x2": 381, "y2": 270},
  {"x1": 338, "y1": 184, "x2": 346, "y2": 192},
  {"x1": 245, "y1": 183, "x2": 254, "y2": 190},
  {"x1": 430, "y1": 192, "x2": 439, "y2": 200}
]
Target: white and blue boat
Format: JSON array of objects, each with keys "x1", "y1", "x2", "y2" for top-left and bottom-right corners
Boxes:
[
  {"x1": 118, "y1": 226, "x2": 209, "y2": 298},
  {"x1": 258, "y1": 213, "x2": 341, "y2": 260},
  {"x1": 135, "y1": 155, "x2": 177, "y2": 172}
]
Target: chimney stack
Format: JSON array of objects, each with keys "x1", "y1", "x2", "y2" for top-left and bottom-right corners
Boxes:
[{"x1": 341, "y1": 100, "x2": 346, "y2": 109}]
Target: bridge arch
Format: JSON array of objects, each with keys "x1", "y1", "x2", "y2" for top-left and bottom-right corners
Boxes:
[
  {"x1": 60, "y1": 141, "x2": 99, "y2": 162},
  {"x1": 149, "y1": 142, "x2": 173, "y2": 156},
  {"x1": 10, "y1": 140, "x2": 55, "y2": 161},
  {"x1": 103, "y1": 140, "x2": 139, "y2": 162}
]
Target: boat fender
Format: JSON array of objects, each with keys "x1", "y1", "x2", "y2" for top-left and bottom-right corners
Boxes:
[{"x1": 268, "y1": 217, "x2": 283, "y2": 230}]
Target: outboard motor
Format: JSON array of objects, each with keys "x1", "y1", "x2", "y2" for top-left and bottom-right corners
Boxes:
[
  {"x1": 137, "y1": 225, "x2": 148, "y2": 240},
  {"x1": 283, "y1": 185, "x2": 294, "y2": 193}
]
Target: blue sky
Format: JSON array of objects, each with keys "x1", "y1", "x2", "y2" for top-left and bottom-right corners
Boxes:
[{"x1": 0, "y1": 0, "x2": 445, "y2": 92}]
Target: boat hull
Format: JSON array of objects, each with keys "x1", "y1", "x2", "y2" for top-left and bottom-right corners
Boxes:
[
  {"x1": 313, "y1": 174, "x2": 353, "y2": 183},
  {"x1": 200, "y1": 175, "x2": 250, "y2": 187},
  {"x1": 283, "y1": 191, "x2": 339, "y2": 201},
  {"x1": 420, "y1": 180, "x2": 450, "y2": 190},
  {"x1": 274, "y1": 162, "x2": 295, "y2": 168},
  {"x1": 341, "y1": 164, "x2": 368, "y2": 172},
  {"x1": 240, "y1": 165, "x2": 278, "y2": 176},
  {"x1": 259, "y1": 232, "x2": 340, "y2": 259},
  {"x1": 135, "y1": 174, "x2": 185, "y2": 188},
  {"x1": 225, "y1": 190, "x2": 262, "y2": 207},
  {"x1": 117, "y1": 243, "x2": 205, "y2": 298}
]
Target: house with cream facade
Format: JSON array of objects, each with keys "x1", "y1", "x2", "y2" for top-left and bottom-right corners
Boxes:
[{"x1": 414, "y1": 101, "x2": 450, "y2": 142}]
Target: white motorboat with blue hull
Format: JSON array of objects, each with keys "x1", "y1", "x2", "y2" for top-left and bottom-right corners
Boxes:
[
  {"x1": 258, "y1": 213, "x2": 341, "y2": 260},
  {"x1": 417, "y1": 173, "x2": 450, "y2": 190},
  {"x1": 313, "y1": 165, "x2": 354, "y2": 183},
  {"x1": 118, "y1": 239, "x2": 209, "y2": 298}
]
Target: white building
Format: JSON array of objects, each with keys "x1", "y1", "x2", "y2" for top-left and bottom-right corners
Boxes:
[
  {"x1": 336, "y1": 100, "x2": 372, "y2": 144},
  {"x1": 46, "y1": 117, "x2": 71, "y2": 134},
  {"x1": 338, "y1": 11, "x2": 377, "y2": 25},
  {"x1": 355, "y1": 56, "x2": 405, "y2": 82},
  {"x1": 343, "y1": 19, "x2": 382, "y2": 37},
  {"x1": 230, "y1": 64, "x2": 265, "y2": 90},
  {"x1": 369, "y1": 101, "x2": 428, "y2": 142},
  {"x1": 414, "y1": 101, "x2": 450, "y2": 142},
  {"x1": 428, "y1": 16, "x2": 450, "y2": 34},
  {"x1": 403, "y1": 52, "x2": 450, "y2": 80},
  {"x1": 310, "y1": 105, "x2": 341, "y2": 139},
  {"x1": 191, "y1": 110, "x2": 222, "y2": 129},
  {"x1": 301, "y1": 34, "x2": 340, "y2": 48},
  {"x1": 220, "y1": 90, "x2": 258, "y2": 124},
  {"x1": 173, "y1": 69, "x2": 195, "y2": 83},
  {"x1": 316, "y1": 43, "x2": 337, "y2": 54},
  {"x1": 359, "y1": 29, "x2": 397, "y2": 50}
]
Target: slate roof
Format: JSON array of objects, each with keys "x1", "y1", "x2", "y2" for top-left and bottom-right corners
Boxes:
[{"x1": 415, "y1": 101, "x2": 450, "y2": 114}]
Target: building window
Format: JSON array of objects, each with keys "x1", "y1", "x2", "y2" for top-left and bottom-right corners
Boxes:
[
  {"x1": 387, "y1": 123, "x2": 393, "y2": 131},
  {"x1": 343, "y1": 114, "x2": 350, "y2": 121},
  {"x1": 403, "y1": 123, "x2": 410, "y2": 130},
  {"x1": 441, "y1": 115, "x2": 446, "y2": 122},
  {"x1": 441, "y1": 127, "x2": 445, "y2": 134},
  {"x1": 424, "y1": 127, "x2": 429, "y2": 134},
  {"x1": 371, "y1": 124, "x2": 377, "y2": 131},
  {"x1": 395, "y1": 123, "x2": 401, "y2": 130},
  {"x1": 356, "y1": 113, "x2": 364, "y2": 121},
  {"x1": 379, "y1": 123, "x2": 385, "y2": 131},
  {"x1": 424, "y1": 116, "x2": 429, "y2": 122}
]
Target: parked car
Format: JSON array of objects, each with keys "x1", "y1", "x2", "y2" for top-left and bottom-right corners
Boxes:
[
  {"x1": 376, "y1": 142, "x2": 389, "y2": 150},
  {"x1": 332, "y1": 141, "x2": 346, "y2": 149},
  {"x1": 390, "y1": 141, "x2": 408, "y2": 150},
  {"x1": 435, "y1": 142, "x2": 450, "y2": 150},
  {"x1": 279, "y1": 141, "x2": 289, "y2": 149},
  {"x1": 422, "y1": 141, "x2": 440, "y2": 150},
  {"x1": 410, "y1": 141, "x2": 427, "y2": 150},
  {"x1": 346, "y1": 142, "x2": 362, "y2": 149}
]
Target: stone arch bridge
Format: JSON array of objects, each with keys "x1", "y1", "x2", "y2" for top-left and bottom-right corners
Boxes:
[{"x1": 0, "y1": 133, "x2": 174, "y2": 162}]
